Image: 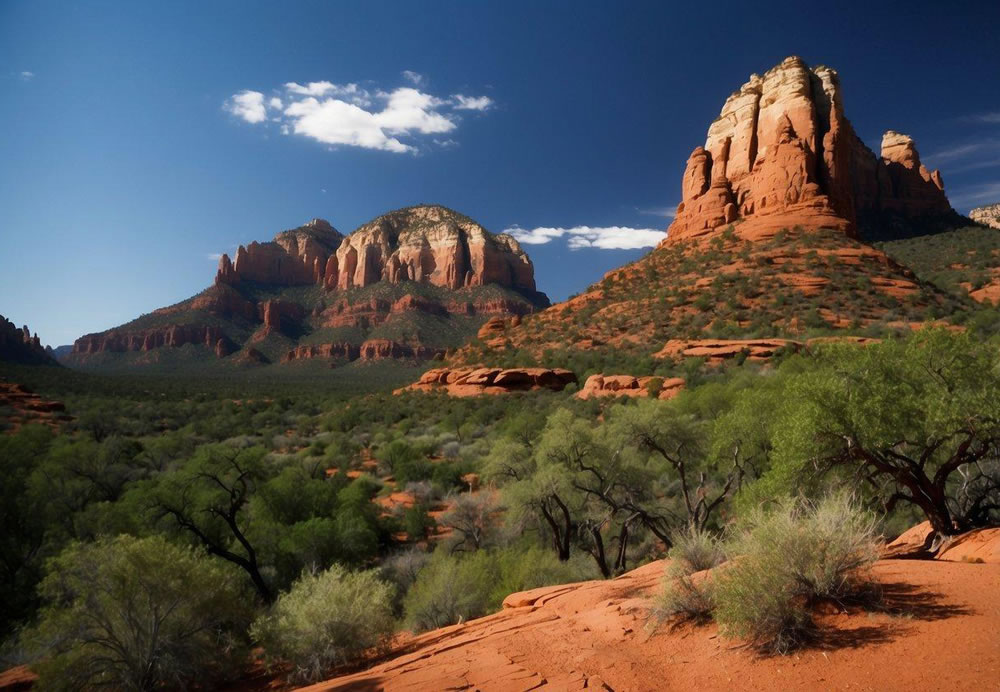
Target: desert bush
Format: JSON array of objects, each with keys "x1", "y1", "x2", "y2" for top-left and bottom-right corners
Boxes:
[
  {"x1": 251, "y1": 565, "x2": 395, "y2": 684},
  {"x1": 656, "y1": 561, "x2": 716, "y2": 624},
  {"x1": 713, "y1": 493, "x2": 881, "y2": 653},
  {"x1": 668, "y1": 526, "x2": 726, "y2": 575},
  {"x1": 27, "y1": 535, "x2": 249, "y2": 691}
]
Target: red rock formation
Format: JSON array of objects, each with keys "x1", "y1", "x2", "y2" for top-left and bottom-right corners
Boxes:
[
  {"x1": 259, "y1": 300, "x2": 304, "y2": 333},
  {"x1": 359, "y1": 339, "x2": 443, "y2": 361},
  {"x1": 0, "y1": 382, "x2": 72, "y2": 432},
  {"x1": 72, "y1": 325, "x2": 227, "y2": 357},
  {"x1": 0, "y1": 315, "x2": 55, "y2": 365},
  {"x1": 576, "y1": 374, "x2": 685, "y2": 400},
  {"x1": 215, "y1": 207, "x2": 541, "y2": 298},
  {"x1": 970, "y1": 203, "x2": 1000, "y2": 229},
  {"x1": 283, "y1": 342, "x2": 360, "y2": 362},
  {"x1": 400, "y1": 367, "x2": 577, "y2": 396},
  {"x1": 654, "y1": 336, "x2": 879, "y2": 365},
  {"x1": 667, "y1": 56, "x2": 955, "y2": 244}
]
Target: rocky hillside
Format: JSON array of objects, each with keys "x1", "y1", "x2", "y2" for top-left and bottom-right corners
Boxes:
[
  {"x1": 0, "y1": 315, "x2": 58, "y2": 366},
  {"x1": 63, "y1": 206, "x2": 549, "y2": 373},
  {"x1": 451, "y1": 57, "x2": 977, "y2": 373},
  {"x1": 970, "y1": 202, "x2": 1000, "y2": 229}
]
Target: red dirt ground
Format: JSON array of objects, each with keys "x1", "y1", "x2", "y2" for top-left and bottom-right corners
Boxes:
[{"x1": 302, "y1": 541, "x2": 1000, "y2": 691}]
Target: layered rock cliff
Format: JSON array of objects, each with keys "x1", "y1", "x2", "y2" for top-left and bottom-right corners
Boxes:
[
  {"x1": 215, "y1": 206, "x2": 539, "y2": 296},
  {"x1": 67, "y1": 206, "x2": 548, "y2": 371},
  {"x1": 668, "y1": 56, "x2": 956, "y2": 243},
  {"x1": 970, "y1": 203, "x2": 1000, "y2": 230}
]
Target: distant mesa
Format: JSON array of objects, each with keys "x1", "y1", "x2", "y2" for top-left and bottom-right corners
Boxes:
[
  {"x1": 969, "y1": 203, "x2": 1000, "y2": 230},
  {"x1": 64, "y1": 205, "x2": 549, "y2": 371},
  {"x1": 668, "y1": 56, "x2": 957, "y2": 244}
]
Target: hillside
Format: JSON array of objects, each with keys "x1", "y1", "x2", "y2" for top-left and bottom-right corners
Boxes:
[
  {"x1": 878, "y1": 224, "x2": 1000, "y2": 304},
  {"x1": 62, "y1": 206, "x2": 549, "y2": 375},
  {"x1": 449, "y1": 57, "x2": 982, "y2": 375}
]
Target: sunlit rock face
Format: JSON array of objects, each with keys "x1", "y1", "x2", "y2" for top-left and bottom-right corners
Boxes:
[{"x1": 667, "y1": 56, "x2": 954, "y2": 244}]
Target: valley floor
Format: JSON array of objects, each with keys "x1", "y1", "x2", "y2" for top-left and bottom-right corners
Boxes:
[{"x1": 304, "y1": 552, "x2": 1000, "y2": 691}]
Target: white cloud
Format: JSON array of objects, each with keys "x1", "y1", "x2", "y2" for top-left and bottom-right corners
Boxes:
[
  {"x1": 19, "y1": 71, "x2": 34, "y2": 81},
  {"x1": 504, "y1": 225, "x2": 666, "y2": 250},
  {"x1": 949, "y1": 181, "x2": 1000, "y2": 212},
  {"x1": 962, "y1": 112, "x2": 1000, "y2": 124},
  {"x1": 226, "y1": 76, "x2": 493, "y2": 153},
  {"x1": 225, "y1": 90, "x2": 268, "y2": 124},
  {"x1": 207, "y1": 252, "x2": 223, "y2": 261},
  {"x1": 452, "y1": 94, "x2": 493, "y2": 111},
  {"x1": 636, "y1": 205, "x2": 677, "y2": 218},
  {"x1": 284, "y1": 96, "x2": 413, "y2": 152},
  {"x1": 402, "y1": 70, "x2": 425, "y2": 86}
]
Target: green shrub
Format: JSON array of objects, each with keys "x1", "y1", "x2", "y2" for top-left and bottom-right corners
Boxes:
[
  {"x1": 655, "y1": 561, "x2": 716, "y2": 624},
  {"x1": 403, "y1": 547, "x2": 594, "y2": 632},
  {"x1": 669, "y1": 526, "x2": 725, "y2": 575},
  {"x1": 714, "y1": 493, "x2": 881, "y2": 653},
  {"x1": 27, "y1": 535, "x2": 249, "y2": 691},
  {"x1": 251, "y1": 565, "x2": 395, "y2": 684}
]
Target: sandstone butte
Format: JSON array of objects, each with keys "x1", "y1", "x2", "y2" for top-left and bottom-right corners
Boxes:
[
  {"x1": 667, "y1": 56, "x2": 956, "y2": 244},
  {"x1": 969, "y1": 202, "x2": 1000, "y2": 230},
  {"x1": 297, "y1": 525, "x2": 1000, "y2": 692},
  {"x1": 399, "y1": 367, "x2": 578, "y2": 397},
  {"x1": 67, "y1": 206, "x2": 549, "y2": 364}
]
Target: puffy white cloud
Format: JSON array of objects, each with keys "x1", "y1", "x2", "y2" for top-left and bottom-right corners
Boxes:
[
  {"x1": 284, "y1": 96, "x2": 412, "y2": 153},
  {"x1": 504, "y1": 225, "x2": 666, "y2": 250},
  {"x1": 19, "y1": 71, "x2": 34, "y2": 81},
  {"x1": 225, "y1": 90, "x2": 268, "y2": 123},
  {"x1": 452, "y1": 94, "x2": 493, "y2": 111},
  {"x1": 226, "y1": 76, "x2": 492, "y2": 153}
]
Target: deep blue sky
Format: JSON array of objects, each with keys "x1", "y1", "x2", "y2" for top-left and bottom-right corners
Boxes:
[{"x1": 2, "y1": 1, "x2": 998, "y2": 346}]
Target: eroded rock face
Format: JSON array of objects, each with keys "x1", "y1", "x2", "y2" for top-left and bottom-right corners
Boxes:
[
  {"x1": 668, "y1": 56, "x2": 955, "y2": 243},
  {"x1": 969, "y1": 203, "x2": 1000, "y2": 230},
  {"x1": 73, "y1": 325, "x2": 226, "y2": 356},
  {"x1": 216, "y1": 206, "x2": 539, "y2": 296},
  {"x1": 399, "y1": 367, "x2": 577, "y2": 396}
]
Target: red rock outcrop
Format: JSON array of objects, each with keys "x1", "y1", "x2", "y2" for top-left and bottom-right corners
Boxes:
[
  {"x1": 654, "y1": 336, "x2": 880, "y2": 365},
  {"x1": 283, "y1": 342, "x2": 360, "y2": 362},
  {"x1": 359, "y1": 339, "x2": 443, "y2": 361},
  {"x1": 0, "y1": 382, "x2": 72, "y2": 432},
  {"x1": 72, "y1": 325, "x2": 226, "y2": 356},
  {"x1": 400, "y1": 367, "x2": 577, "y2": 396},
  {"x1": 216, "y1": 218, "x2": 343, "y2": 287},
  {"x1": 667, "y1": 56, "x2": 955, "y2": 244},
  {"x1": 970, "y1": 203, "x2": 1000, "y2": 229},
  {"x1": 0, "y1": 315, "x2": 56, "y2": 365},
  {"x1": 576, "y1": 374, "x2": 685, "y2": 400}
]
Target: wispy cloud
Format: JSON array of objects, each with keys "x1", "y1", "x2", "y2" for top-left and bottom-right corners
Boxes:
[
  {"x1": 636, "y1": 205, "x2": 677, "y2": 218},
  {"x1": 19, "y1": 70, "x2": 34, "y2": 81},
  {"x1": 402, "y1": 70, "x2": 425, "y2": 86},
  {"x1": 225, "y1": 76, "x2": 493, "y2": 153},
  {"x1": 452, "y1": 94, "x2": 493, "y2": 111},
  {"x1": 504, "y1": 225, "x2": 666, "y2": 250},
  {"x1": 207, "y1": 252, "x2": 224, "y2": 261},
  {"x1": 961, "y1": 112, "x2": 1000, "y2": 124},
  {"x1": 948, "y1": 181, "x2": 1000, "y2": 212}
]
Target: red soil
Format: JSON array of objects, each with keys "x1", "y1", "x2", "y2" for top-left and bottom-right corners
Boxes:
[{"x1": 303, "y1": 551, "x2": 1000, "y2": 691}]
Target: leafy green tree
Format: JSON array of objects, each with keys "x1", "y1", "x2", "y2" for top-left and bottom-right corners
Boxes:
[
  {"x1": 144, "y1": 444, "x2": 276, "y2": 601},
  {"x1": 27, "y1": 535, "x2": 249, "y2": 691},
  {"x1": 739, "y1": 330, "x2": 1000, "y2": 535}
]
